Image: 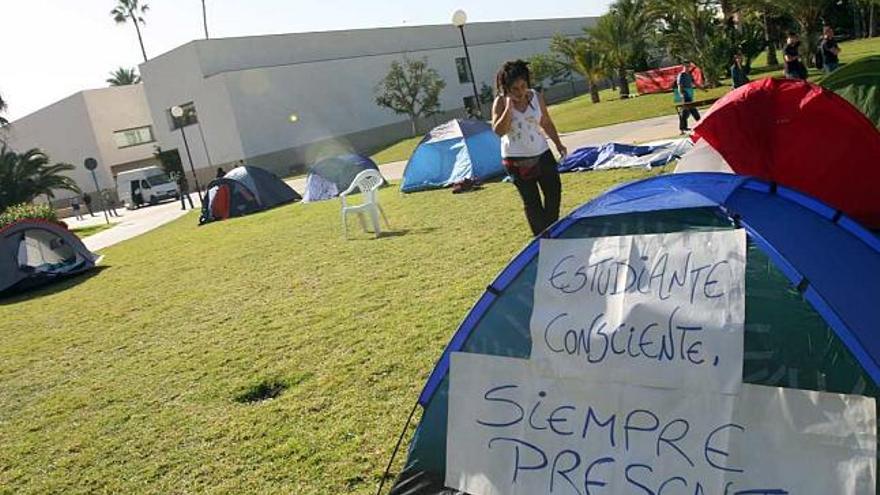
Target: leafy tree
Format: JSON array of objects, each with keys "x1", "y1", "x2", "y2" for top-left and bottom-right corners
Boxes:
[
  {"x1": 549, "y1": 34, "x2": 607, "y2": 103},
  {"x1": 111, "y1": 0, "x2": 150, "y2": 62},
  {"x1": 589, "y1": 0, "x2": 651, "y2": 97},
  {"x1": 649, "y1": 0, "x2": 734, "y2": 87},
  {"x1": 375, "y1": 57, "x2": 446, "y2": 136},
  {"x1": 106, "y1": 67, "x2": 141, "y2": 86},
  {"x1": 0, "y1": 92, "x2": 8, "y2": 131},
  {"x1": 528, "y1": 53, "x2": 572, "y2": 91},
  {"x1": 0, "y1": 145, "x2": 79, "y2": 211}
]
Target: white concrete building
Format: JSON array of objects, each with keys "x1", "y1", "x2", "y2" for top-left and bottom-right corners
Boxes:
[
  {"x1": 6, "y1": 84, "x2": 161, "y2": 203},
  {"x1": 140, "y1": 17, "x2": 596, "y2": 180}
]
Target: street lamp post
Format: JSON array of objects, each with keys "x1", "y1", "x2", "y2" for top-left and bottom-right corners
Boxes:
[
  {"x1": 83, "y1": 157, "x2": 110, "y2": 225},
  {"x1": 170, "y1": 105, "x2": 203, "y2": 205},
  {"x1": 452, "y1": 9, "x2": 483, "y2": 119}
]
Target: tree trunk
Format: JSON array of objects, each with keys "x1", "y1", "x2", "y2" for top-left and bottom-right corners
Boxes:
[
  {"x1": 763, "y1": 11, "x2": 779, "y2": 66},
  {"x1": 131, "y1": 12, "x2": 147, "y2": 62},
  {"x1": 202, "y1": 0, "x2": 209, "y2": 39},
  {"x1": 410, "y1": 116, "x2": 417, "y2": 137},
  {"x1": 871, "y1": 2, "x2": 876, "y2": 38},
  {"x1": 617, "y1": 67, "x2": 630, "y2": 98},
  {"x1": 589, "y1": 82, "x2": 601, "y2": 104}
]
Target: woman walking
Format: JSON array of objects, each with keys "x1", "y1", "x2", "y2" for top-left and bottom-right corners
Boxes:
[{"x1": 492, "y1": 60, "x2": 567, "y2": 236}]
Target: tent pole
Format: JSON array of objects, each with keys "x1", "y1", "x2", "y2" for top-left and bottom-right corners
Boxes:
[{"x1": 375, "y1": 400, "x2": 420, "y2": 495}]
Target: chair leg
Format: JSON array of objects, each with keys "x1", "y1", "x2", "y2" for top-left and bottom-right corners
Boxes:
[
  {"x1": 357, "y1": 212, "x2": 369, "y2": 233},
  {"x1": 378, "y1": 204, "x2": 390, "y2": 228},
  {"x1": 369, "y1": 206, "x2": 381, "y2": 237},
  {"x1": 342, "y1": 210, "x2": 349, "y2": 239}
]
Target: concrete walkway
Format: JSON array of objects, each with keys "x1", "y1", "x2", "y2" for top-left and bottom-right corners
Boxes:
[{"x1": 69, "y1": 113, "x2": 681, "y2": 251}]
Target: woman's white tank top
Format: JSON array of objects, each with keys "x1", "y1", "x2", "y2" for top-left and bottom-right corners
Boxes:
[{"x1": 501, "y1": 90, "x2": 550, "y2": 158}]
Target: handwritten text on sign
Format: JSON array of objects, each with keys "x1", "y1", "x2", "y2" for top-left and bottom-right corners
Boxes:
[
  {"x1": 530, "y1": 231, "x2": 746, "y2": 393},
  {"x1": 446, "y1": 353, "x2": 877, "y2": 495}
]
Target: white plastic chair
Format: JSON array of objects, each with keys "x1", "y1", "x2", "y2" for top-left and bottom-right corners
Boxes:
[{"x1": 340, "y1": 169, "x2": 390, "y2": 238}]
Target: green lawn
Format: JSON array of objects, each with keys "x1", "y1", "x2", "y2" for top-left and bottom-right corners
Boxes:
[
  {"x1": 0, "y1": 167, "x2": 663, "y2": 494},
  {"x1": 369, "y1": 36, "x2": 880, "y2": 164},
  {"x1": 71, "y1": 222, "x2": 117, "y2": 238},
  {"x1": 370, "y1": 136, "x2": 423, "y2": 165}
]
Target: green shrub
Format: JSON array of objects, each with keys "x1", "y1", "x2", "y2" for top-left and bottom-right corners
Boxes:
[{"x1": 0, "y1": 203, "x2": 58, "y2": 230}]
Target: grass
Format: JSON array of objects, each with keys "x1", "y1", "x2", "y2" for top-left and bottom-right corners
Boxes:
[
  {"x1": 368, "y1": 36, "x2": 880, "y2": 164},
  {"x1": 0, "y1": 166, "x2": 664, "y2": 494},
  {"x1": 71, "y1": 223, "x2": 117, "y2": 238},
  {"x1": 370, "y1": 136, "x2": 423, "y2": 166}
]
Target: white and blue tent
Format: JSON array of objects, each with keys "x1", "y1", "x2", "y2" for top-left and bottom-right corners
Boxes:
[{"x1": 400, "y1": 119, "x2": 504, "y2": 193}]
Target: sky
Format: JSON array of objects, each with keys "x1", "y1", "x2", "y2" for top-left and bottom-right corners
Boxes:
[{"x1": 0, "y1": 0, "x2": 612, "y2": 121}]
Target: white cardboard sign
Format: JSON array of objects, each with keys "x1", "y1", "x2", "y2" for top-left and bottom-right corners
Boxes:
[
  {"x1": 446, "y1": 352, "x2": 877, "y2": 495},
  {"x1": 530, "y1": 231, "x2": 746, "y2": 393}
]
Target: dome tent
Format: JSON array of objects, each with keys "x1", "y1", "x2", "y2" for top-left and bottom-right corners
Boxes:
[
  {"x1": 302, "y1": 154, "x2": 382, "y2": 202},
  {"x1": 400, "y1": 119, "x2": 504, "y2": 193},
  {"x1": 0, "y1": 219, "x2": 100, "y2": 295},
  {"x1": 200, "y1": 166, "x2": 301, "y2": 225},
  {"x1": 821, "y1": 55, "x2": 880, "y2": 127},
  {"x1": 384, "y1": 173, "x2": 880, "y2": 495},
  {"x1": 680, "y1": 78, "x2": 880, "y2": 229}
]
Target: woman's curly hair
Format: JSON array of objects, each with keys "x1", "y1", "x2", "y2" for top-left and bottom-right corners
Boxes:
[{"x1": 495, "y1": 60, "x2": 531, "y2": 96}]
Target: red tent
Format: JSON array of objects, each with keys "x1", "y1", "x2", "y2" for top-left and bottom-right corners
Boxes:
[{"x1": 693, "y1": 78, "x2": 880, "y2": 228}]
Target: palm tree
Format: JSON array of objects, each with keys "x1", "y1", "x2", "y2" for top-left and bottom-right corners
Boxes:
[
  {"x1": 0, "y1": 145, "x2": 80, "y2": 210},
  {"x1": 588, "y1": 0, "x2": 650, "y2": 98},
  {"x1": 201, "y1": 0, "x2": 209, "y2": 39},
  {"x1": 106, "y1": 67, "x2": 142, "y2": 86},
  {"x1": 111, "y1": 0, "x2": 149, "y2": 62},
  {"x1": 549, "y1": 34, "x2": 607, "y2": 103}
]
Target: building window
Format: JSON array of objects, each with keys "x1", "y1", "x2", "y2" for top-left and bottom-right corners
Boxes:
[
  {"x1": 113, "y1": 125, "x2": 154, "y2": 148},
  {"x1": 455, "y1": 57, "x2": 472, "y2": 84},
  {"x1": 169, "y1": 102, "x2": 199, "y2": 130}
]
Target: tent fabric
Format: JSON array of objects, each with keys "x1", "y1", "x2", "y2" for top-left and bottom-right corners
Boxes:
[
  {"x1": 821, "y1": 55, "x2": 880, "y2": 127},
  {"x1": 559, "y1": 138, "x2": 691, "y2": 172},
  {"x1": 635, "y1": 65, "x2": 705, "y2": 95},
  {"x1": 692, "y1": 77, "x2": 880, "y2": 228},
  {"x1": 390, "y1": 172, "x2": 880, "y2": 495},
  {"x1": 400, "y1": 119, "x2": 504, "y2": 193},
  {"x1": 0, "y1": 219, "x2": 99, "y2": 294},
  {"x1": 303, "y1": 154, "x2": 380, "y2": 202},
  {"x1": 200, "y1": 166, "x2": 300, "y2": 224},
  {"x1": 674, "y1": 138, "x2": 734, "y2": 173}
]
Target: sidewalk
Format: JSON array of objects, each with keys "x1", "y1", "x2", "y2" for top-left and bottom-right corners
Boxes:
[{"x1": 71, "y1": 113, "x2": 682, "y2": 251}]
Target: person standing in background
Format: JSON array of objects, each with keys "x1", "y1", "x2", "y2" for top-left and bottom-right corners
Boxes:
[
  {"x1": 820, "y1": 26, "x2": 841, "y2": 73},
  {"x1": 731, "y1": 53, "x2": 750, "y2": 89}
]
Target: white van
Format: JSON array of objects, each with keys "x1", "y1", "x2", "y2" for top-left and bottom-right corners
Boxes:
[{"x1": 116, "y1": 166, "x2": 180, "y2": 209}]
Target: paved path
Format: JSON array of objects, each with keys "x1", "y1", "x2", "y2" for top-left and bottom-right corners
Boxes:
[{"x1": 68, "y1": 113, "x2": 681, "y2": 251}]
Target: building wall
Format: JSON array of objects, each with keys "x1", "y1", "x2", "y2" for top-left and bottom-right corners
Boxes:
[
  {"x1": 6, "y1": 93, "x2": 106, "y2": 201},
  {"x1": 6, "y1": 86, "x2": 160, "y2": 203},
  {"x1": 141, "y1": 17, "x2": 596, "y2": 178},
  {"x1": 140, "y1": 43, "x2": 246, "y2": 181},
  {"x1": 82, "y1": 85, "x2": 161, "y2": 179}
]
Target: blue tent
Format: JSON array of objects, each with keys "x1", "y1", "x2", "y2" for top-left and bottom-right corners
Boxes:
[
  {"x1": 400, "y1": 119, "x2": 504, "y2": 193},
  {"x1": 386, "y1": 173, "x2": 880, "y2": 495},
  {"x1": 303, "y1": 154, "x2": 381, "y2": 202}
]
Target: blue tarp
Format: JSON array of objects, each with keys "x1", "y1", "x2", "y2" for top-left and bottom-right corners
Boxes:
[
  {"x1": 400, "y1": 119, "x2": 504, "y2": 193},
  {"x1": 559, "y1": 140, "x2": 690, "y2": 172}
]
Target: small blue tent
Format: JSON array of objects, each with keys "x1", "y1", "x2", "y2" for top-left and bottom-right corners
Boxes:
[
  {"x1": 400, "y1": 119, "x2": 504, "y2": 193},
  {"x1": 386, "y1": 172, "x2": 880, "y2": 495},
  {"x1": 303, "y1": 154, "x2": 381, "y2": 202}
]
